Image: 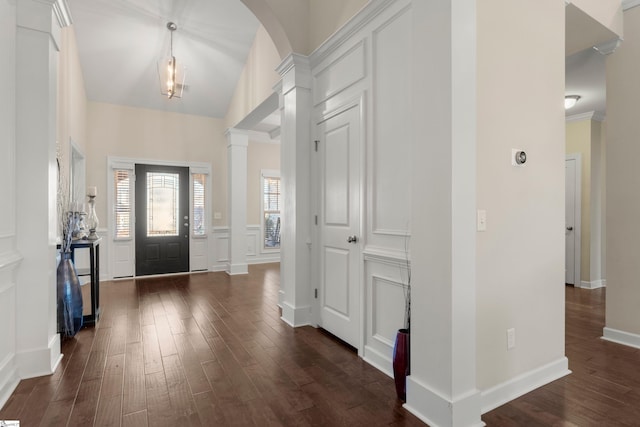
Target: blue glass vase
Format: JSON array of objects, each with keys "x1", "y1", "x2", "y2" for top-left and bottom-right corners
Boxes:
[{"x1": 56, "y1": 252, "x2": 83, "y2": 337}]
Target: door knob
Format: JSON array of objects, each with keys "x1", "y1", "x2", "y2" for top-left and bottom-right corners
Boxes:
[
  {"x1": 347, "y1": 235, "x2": 358, "y2": 243},
  {"x1": 566, "y1": 226, "x2": 573, "y2": 231},
  {"x1": 184, "y1": 223, "x2": 189, "y2": 227}
]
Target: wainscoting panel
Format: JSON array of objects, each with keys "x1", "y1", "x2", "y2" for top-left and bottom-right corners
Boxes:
[
  {"x1": 313, "y1": 41, "x2": 366, "y2": 106},
  {"x1": 211, "y1": 226, "x2": 280, "y2": 272},
  {"x1": 190, "y1": 238, "x2": 208, "y2": 271},
  {"x1": 367, "y1": 4, "x2": 412, "y2": 252},
  {"x1": 111, "y1": 239, "x2": 133, "y2": 278},
  {"x1": 363, "y1": 250, "x2": 409, "y2": 377},
  {"x1": 0, "y1": 250, "x2": 21, "y2": 410}
]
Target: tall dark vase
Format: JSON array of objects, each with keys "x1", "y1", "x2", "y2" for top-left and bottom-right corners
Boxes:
[
  {"x1": 393, "y1": 328, "x2": 410, "y2": 401},
  {"x1": 57, "y1": 252, "x2": 83, "y2": 337}
]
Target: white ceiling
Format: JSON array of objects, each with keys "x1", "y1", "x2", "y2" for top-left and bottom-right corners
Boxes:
[
  {"x1": 68, "y1": 1, "x2": 607, "y2": 123},
  {"x1": 565, "y1": 47, "x2": 606, "y2": 118},
  {"x1": 67, "y1": 0, "x2": 260, "y2": 118}
]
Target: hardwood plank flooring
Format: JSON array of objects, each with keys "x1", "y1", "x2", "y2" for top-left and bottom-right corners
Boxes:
[
  {"x1": 483, "y1": 285, "x2": 640, "y2": 426},
  {"x1": 1, "y1": 264, "x2": 423, "y2": 426},
  {"x1": 4, "y1": 267, "x2": 631, "y2": 426}
]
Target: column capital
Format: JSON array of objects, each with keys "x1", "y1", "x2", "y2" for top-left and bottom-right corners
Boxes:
[
  {"x1": 276, "y1": 53, "x2": 312, "y2": 94},
  {"x1": 225, "y1": 128, "x2": 249, "y2": 148}
]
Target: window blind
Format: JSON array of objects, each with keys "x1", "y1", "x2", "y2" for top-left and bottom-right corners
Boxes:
[{"x1": 114, "y1": 169, "x2": 131, "y2": 239}]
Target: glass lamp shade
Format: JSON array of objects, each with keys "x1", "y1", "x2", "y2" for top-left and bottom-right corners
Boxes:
[
  {"x1": 158, "y1": 56, "x2": 186, "y2": 99},
  {"x1": 87, "y1": 196, "x2": 99, "y2": 240}
]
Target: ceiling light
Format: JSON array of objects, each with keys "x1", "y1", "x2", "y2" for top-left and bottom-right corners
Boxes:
[
  {"x1": 158, "y1": 22, "x2": 186, "y2": 99},
  {"x1": 564, "y1": 95, "x2": 581, "y2": 110}
]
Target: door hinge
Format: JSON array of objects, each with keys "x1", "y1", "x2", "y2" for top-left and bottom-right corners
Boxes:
[
  {"x1": 314, "y1": 140, "x2": 319, "y2": 152},
  {"x1": 314, "y1": 215, "x2": 318, "y2": 225},
  {"x1": 314, "y1": 288, "x2": 318, "y2": 299}
]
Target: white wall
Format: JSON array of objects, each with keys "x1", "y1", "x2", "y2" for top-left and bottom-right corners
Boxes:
[
  {"x1": 0, "y1": 0, "x2": 20, "y2": 409},
  {"x1": 476, "y1": 0, "x2": 567, "y2": 408}
]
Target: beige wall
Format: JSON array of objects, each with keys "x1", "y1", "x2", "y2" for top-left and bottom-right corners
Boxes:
[
  {"x1": 476, "y1": 0, "x2": 565, "y2": 390},
  {"x1": 566, "y1": 120, "x2": 592, "y2": 282},
  {"x1": 225, "y1": 25, "x2": 281, "y2": 129},
  {"x1": 86, "y1": 102, "x2": 228, "y2": 228},
  {"x1": 606, "y1": 6, "x2": 640, "y2": 335},
  {"x1": 247, "y1": 141, "x2": 280, "y2": 225},
  {"x1": 571, "y1": 0, "x2": 624, "y2": 37},
  {"x1": 57, "y1": 26, "x2": 88, "y2": 194}
]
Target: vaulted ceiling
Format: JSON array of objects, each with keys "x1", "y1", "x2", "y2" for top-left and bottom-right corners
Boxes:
[
  {"x1": 68, "y1": 1, "x2": 610, "y2": 122},
  {"x1": 67, "y1": 0, "x2": 260, "y2": 118}
]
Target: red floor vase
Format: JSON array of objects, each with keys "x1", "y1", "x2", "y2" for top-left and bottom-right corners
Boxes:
[{"x1": 393, "y1": 328, "x2": 410, "y2": 401}]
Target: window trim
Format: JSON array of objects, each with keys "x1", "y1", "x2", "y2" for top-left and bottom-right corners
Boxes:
[{"x1": 260, "y1": 169, "x2": 281, "y2": 253}]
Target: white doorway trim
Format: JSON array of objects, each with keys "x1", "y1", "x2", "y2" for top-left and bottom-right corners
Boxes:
[
  {"x1": 106, "y1": 156, "x2": 212, "y2": 279},
  {"x1": 566, "y1": 153, "x2": 581, "y2": 286}
]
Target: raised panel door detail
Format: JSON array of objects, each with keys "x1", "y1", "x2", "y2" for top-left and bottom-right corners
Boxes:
[
  {"x1": 324, "y1": 124, "x2": 350, "y2": 226},
  {"x1": 323, "y1": 247, "x2": 350, "y2": 318}
]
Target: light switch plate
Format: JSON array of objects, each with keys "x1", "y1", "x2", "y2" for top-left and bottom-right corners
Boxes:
[{"x1": 477, "y1": 209, "x2": 487, "y2": 232}]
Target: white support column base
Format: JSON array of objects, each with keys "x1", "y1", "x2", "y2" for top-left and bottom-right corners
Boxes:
[
  {"x1": 280, "y1": 302, "x2": 312, "y2": 327},
  {"x1": 405, "y1": 376, "x2": 484, "y2": 427},
  {"x1": 226, "y1": 263, "x2": 249, "y2": 276},
  {"x1": 16, "y1": 333, "x2": 62, "y2": 379}
]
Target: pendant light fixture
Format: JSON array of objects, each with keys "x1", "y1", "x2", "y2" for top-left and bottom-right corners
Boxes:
[{"x1": 158, "y1": 22, "x2": 186, "y2": 99}]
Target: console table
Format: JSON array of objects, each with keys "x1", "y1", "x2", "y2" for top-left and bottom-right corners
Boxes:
[{"x1": 57, "y1": 238, "x2": 101, "y2": 326}]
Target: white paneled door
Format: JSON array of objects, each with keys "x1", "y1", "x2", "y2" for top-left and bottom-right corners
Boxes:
[
  {"x1": 317, "y1": 105, "x2": 361, "y2": 348},
  {"x1": 565, "y1": 156, "x2": 580, "y2": 285}
]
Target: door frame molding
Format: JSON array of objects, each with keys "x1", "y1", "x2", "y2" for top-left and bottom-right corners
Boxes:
[
  {"x1": 107, "y1": 156, "x2": 212, "y2": 279},
  {"x1": 566, "y1": 153, "x2": 582, "y2": 286}
]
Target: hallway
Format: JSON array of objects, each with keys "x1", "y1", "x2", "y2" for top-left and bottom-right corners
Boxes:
[{"x1": 0, "y1": 264, "x2": 423, "y2": 426}]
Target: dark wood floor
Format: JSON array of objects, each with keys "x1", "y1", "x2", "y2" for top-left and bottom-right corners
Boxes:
[
  {"x1": 3, "y1": 268, "x2": 638, "y2": 426},
  {"x1": 0, "y1": 264, "x2": 424, "y2": 427},
  {"x1": 483, "y1": 285, "x2": 640, "y2": 426}
]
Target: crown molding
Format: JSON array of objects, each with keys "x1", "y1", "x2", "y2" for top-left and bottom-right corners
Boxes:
[
  {"x1": 53, "y1": 0, "x2": 73, "y2": 27},
  {"x1": 565, "y1": 111, "x2": 605, "y2": 122},
  {"x1": 310, "y1": 0, "x2": 406, "y2": 68},
  {"x1": 623, "y1": 0, "x2": 640, "y2": 11}
]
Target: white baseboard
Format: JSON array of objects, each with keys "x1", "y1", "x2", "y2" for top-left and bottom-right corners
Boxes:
[
  {"x1": 280, "y1": 302, "x2": 312, "y2": 327},
  {"x1": 363, "y1": 345, "x2": 393, "y2": 378},
  {"x1": 404, "y1": 376, "x2": 484, "y2": 427},
  {"x1": 480, "y1": 356, "x2": 570, "y2": 414},
  {"x1": 602, "y1": 327, "x2": 640, "y2": 349},
  {"x1": 578, "y1": 279, "x2": 606, "y2": 289},
  {"x1": 0, "y1": 354, "x2": 19, "y2": 410},
  {"x1": 16, "y1": 334, "x2": 62, "y2": 379}
]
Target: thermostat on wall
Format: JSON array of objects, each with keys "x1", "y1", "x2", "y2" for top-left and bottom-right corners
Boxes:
[{"x1": 512, "y1": 149, "x2": 527, "y2": 167}]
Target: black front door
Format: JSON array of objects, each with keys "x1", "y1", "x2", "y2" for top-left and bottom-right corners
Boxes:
[{"x1": 135, "y1": 164, "x2": 189, "y2": 276}]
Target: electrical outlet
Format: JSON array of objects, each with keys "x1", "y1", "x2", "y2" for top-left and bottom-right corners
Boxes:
[{"x1": 507, "y1": 328, "x2": 516, "y2": 350}]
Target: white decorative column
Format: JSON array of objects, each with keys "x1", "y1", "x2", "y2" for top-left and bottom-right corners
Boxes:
[
  {"x1": 276, "y1": 54, "x2": 313, "y2": 327},
  {"x1": 15, "y1": 0, "x2": 70, "y2": 378},
  {"x1": 226, "y1": 128, "x2": 249, "y2": 275},
  {"x1": 405, "y1": 1, "x2": 482, "y2": 426}
]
